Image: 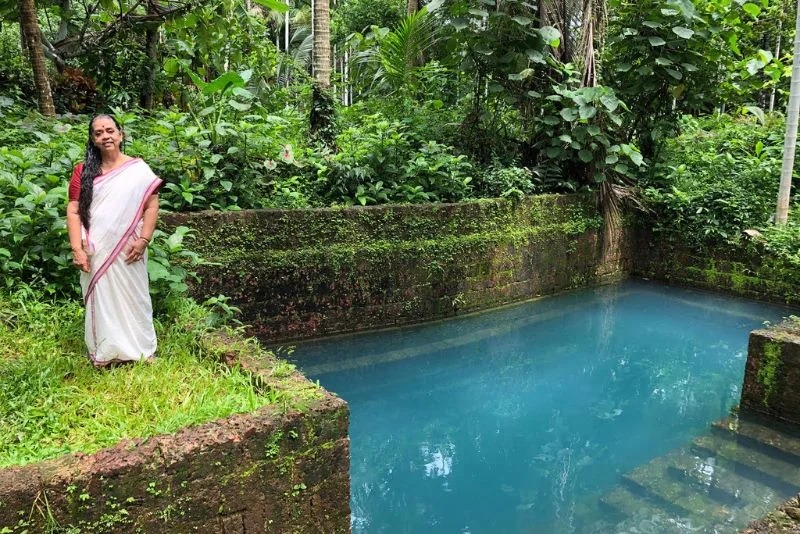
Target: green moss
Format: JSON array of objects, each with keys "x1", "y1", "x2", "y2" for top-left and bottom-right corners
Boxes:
[{"x1": 757, "y1": 341, "x2": 782, "y2": 407}]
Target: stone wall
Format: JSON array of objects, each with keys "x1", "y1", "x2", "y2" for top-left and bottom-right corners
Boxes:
[
  {"x1": 740, "y1": 319, "x2": 800, "y2": 424},
  {"x1": 630, "y1": 229, "x2": 800, "y2": 307},
  {"x1": 0, "y1": 336, "x2": 350, "y2": 533},
  {"x1": 163, "y1": 195, "x2": 629, "y2": 342}
]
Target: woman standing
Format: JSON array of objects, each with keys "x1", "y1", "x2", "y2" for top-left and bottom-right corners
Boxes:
[{"x1": 65, "y1": 115, "x2": 163, "y2": 367}]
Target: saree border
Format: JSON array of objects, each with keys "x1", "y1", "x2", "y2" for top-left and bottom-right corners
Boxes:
[
  {"x1": 92, "y1": 157, "x2": 142, "y2": 187},
  {"x1": 84, "y1": 176, "x2": 163, "y2": 303}
]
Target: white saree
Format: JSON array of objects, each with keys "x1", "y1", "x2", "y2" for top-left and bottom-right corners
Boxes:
[{"x1": 79, "y1": 158, "x2": 163, "y2": 366}]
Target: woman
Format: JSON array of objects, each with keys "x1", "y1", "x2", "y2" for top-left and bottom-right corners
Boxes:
[{"x1": 66, "y1": 115, "x2": 162, "y2": 367}]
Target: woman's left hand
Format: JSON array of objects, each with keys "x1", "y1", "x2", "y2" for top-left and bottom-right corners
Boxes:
[{"x1": 125, "y1": 238, "x2": 148, "y2": 264}]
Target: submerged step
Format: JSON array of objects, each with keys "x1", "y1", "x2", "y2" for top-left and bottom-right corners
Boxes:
[
  {"x1": 600, "y1": 484, "x2": 663, "y2": 520},
  {"x1": 663, "y1": 450, "x2": 741, "y2": 506},
  {"x1": 622, "y1": 452, "x2": 735, "y2": 523},
  {"x1": 692, "y1": 433, "x2": 800, "y2": 493},
  {"x1": 713, "y1": 414, "x2": 800, "y2": 463}
]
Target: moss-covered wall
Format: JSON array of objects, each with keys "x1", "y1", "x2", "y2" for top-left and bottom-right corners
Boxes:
[
  {"x1": 163, "y1": 195, "x2": 629, "y2": 342},
  {"x1": 630, "y1": 229, "x2": 800, "y2": 307},
  {"x1": 0, "y1": 334, "x2": 350, "y2": 533},
  {"x1": 741, "y1": 320, "x2": 800, "y2": 424}
]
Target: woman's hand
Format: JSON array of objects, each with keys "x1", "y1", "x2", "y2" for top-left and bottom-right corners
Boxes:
[
  {"x1": 125, "y1": 238, "x2": 149, "y2": 264},
  {"x1": 72, "y1": 248, "x2": 90, "y2": 273}
]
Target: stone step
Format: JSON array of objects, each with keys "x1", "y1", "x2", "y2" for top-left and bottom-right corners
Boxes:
[
  {"x1": 599, "y1": 484, "x2": 661, "y2": 520},
  {"x1": 664, "y1": 450, "x2": 743, "y2": 506},
  {"x1": 712, "y1": 414, "x2": 800, "y2": 464},
  {"x1": 622, "y1": 452, "x2": 734, "y2": 522},
  {"x1": 692, "y1": 433, "x2": 800, "y2": 494}
]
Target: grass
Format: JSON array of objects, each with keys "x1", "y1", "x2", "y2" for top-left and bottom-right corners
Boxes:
[{"x1": 0, "y1": 288, "x2": 319, "y2": 468}]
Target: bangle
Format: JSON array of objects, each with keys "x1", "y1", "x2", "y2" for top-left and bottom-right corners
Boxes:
[{"x1": 139, "y1": 236, "x2": 151, "y2": 244}]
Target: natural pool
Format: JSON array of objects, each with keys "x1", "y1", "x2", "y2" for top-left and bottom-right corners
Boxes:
[{"x1": 290, "y1": 281, "x2": 800, "y2": 533}]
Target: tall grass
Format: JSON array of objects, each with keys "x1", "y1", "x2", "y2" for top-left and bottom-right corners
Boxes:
[{"x1": 0, "y1": 289, "x2": 312, "y2": 467}]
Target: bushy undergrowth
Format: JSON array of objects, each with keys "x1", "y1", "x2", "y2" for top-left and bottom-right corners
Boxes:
[
  {"x1": 644, "y1": 114, "x2": 799, "y2": 261},
  {"x1": 0, "y1": 289, "x2": 315, "y2": 467}
]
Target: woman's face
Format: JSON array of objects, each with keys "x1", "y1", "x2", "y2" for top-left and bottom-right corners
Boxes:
[{"x1": 91, "y1": 117, "x2": 123, "y2": 156}]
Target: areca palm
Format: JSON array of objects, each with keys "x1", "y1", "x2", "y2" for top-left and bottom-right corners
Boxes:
[{"x1": 355, "y1": 7, "x2": 437, "y2": 94}]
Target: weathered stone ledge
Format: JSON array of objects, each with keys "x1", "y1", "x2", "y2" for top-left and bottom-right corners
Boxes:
[
  {"x1": 741, "y1": 319, "x2": 800, "y2": 426},
  {"x1": 163, "y1": 194, "x2": 630, "y2": 342},
  {"x1": 0, "y1": 332, "x2": 351, "y2": 533}
]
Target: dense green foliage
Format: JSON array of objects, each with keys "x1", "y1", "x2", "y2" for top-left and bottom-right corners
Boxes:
[
  {"x1": 644, "y1": 114, "x2": 799, "y2": 264},
  {"x1": 0, "y1": 289, "x2": 317, "y2": 467}
]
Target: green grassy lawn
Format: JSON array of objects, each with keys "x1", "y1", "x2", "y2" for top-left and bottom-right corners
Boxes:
[{"x1": 0, "y1": 290, "x2": 318, "y2": 468}]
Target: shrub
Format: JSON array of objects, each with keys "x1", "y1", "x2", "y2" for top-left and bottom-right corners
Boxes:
[{"x1": 643, "y1": 114, "x2": 794, "y2": 249}]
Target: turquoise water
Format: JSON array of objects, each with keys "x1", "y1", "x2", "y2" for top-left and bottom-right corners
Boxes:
[{"x1": 289, "y1": 281, "x2": 796, "y2": 533}]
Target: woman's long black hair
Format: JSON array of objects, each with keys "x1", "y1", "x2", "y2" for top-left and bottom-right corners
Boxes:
[{"x1": 78, "y1": 114, "x2": 124, "y2": 230}]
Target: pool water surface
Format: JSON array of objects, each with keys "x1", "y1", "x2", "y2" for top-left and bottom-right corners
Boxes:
[{"x1": 290, "y1": 281, "x2": 799, "y2": 533}]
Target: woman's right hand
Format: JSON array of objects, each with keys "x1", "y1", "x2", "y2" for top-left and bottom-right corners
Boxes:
[{"x1": 72, "y1": 248, "x2": 90, "y2": 273}]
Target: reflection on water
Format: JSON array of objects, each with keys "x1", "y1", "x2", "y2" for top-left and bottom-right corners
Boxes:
[{"x1": 290, "y1": 281, "x2": 796, "y2": 533}]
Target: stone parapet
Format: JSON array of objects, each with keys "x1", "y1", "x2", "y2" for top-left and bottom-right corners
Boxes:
[
  {"x1": 741, "y1": 320, "x2": 800, "y2": 424},
  {"x1": 163, "y1": 195, "x2": 630, "y2": 342}
]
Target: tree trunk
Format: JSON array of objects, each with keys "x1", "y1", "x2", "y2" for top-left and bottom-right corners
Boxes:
[
  {"x1": 777, "y1": 0, "x2": 800, "y2": 224},
  {"x1": 312, "y1": 0, "x2": 330, "y2": 89},
  {"x1": 19, "y1": 0, "x2": 56, "y2": 116},
  {"x1": 771, "y1": 16, "x2": 784, "y2": 113},
  {"x1": 139, "y1": 3, "x2": 160, "y2": 109},
  {"x1": 311, "y1": 0, "x2": 333, "y2": 144},
  {"x1": 407, "y1": 0, "x2": 418, "y2": 16}
]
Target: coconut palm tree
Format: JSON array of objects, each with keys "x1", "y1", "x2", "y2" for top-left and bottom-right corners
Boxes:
[
  {"x1": 18, "y1": 0, "x2": 56, "y2": 116},
  {"x1": 777, "y1": 0, "x2": 800, "y2": 225},
  {"x1": 313, "y1": 0, "x2": 331, "y2": 88}
]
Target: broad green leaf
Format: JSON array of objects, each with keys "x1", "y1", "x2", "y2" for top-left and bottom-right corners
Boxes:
[
  {"x1": 469, "y1": 8, "x2": 489, "y2": 17},
  {"x1": 578, "y1": 149, "x2": 593, "y2": 163},
  {"x1": 672, "y1": 26, "x2": 694, "y2": 39},
  {"x1": 628, "y1": 150, "x2": 644, "y2": 166},
  {"x1": 665, "y1": 69, "x2": 683, "y2": 80},
  {"x1": 228, "y1": 100, "x2": 251, "y2": 111},
  {"x1": 587, "y1": 125, "x2": 602, "y2": 136},
  {"x1": 508, "y1": 68, "x2": 534, "y2": 81},
  {"x1": 512, "y1": 16, "x2": 532, "y2": 26},
  {"x1": 757, "y1": 49, "x2": 774, "y2": 63},
  {"x1": 579, "y1": 104, "x2": 597, "y2": 120},
  {"x1": 655, "y1": 57, "x2": 673, "y2": 66},
  {"x1": 616, "y1": 63, "x2": 632, "y2": 72},
  {"x1": 204, "y1": 72, "x2": 245, "y2": 96},
  {"x1": 560, "y1": 108, "x2": 578, "y2": 121},
  {"x1": 220, "y1": 180, "x2": 233, "y2": 192},
  {"x1": 539, "y1": 26, "x2": 562, "y2": 47},
  {"x1": 742, "y1": 2, "x2": 761, "y2": 17},
  {"x1": 600, "y1": 94, "x2": 619, "y2": 112},
  {"x1": 642, "y1": 21, "x2": 662, "y2": 28},
  {"x1": 648, "y1": 36, "x2": 666, "y2": 46},
  {"x1": 251, "y1": 0, "x2": 289, "y2": 13},
  {"x1": 743, "y1": 105, "x2": 766, "y2": 125},
  {"x1": 746, "y1": 59, "x2": 766, "y2": 76}
]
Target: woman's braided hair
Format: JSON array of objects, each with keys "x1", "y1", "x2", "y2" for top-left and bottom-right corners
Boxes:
[{"x1": 78, "y1": 114, "x2": 124, "y2": 230}]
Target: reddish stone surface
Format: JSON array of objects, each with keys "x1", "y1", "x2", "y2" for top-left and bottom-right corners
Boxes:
[
  {"x1": 741, "y1": 321, "x2": 800, "y2": 425},
  {"x1": 163, "y1": 195, "x2": 632, "y2": 343},
  {"x1": 630, "y1": 228, "x2": 800, "y2": 307},
  {"x1": 740, "y1": 494, "x2": 800, "y2": 533},
  {"x1": 0, "y1": 345, "x2": 351, "y2": 533}
]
